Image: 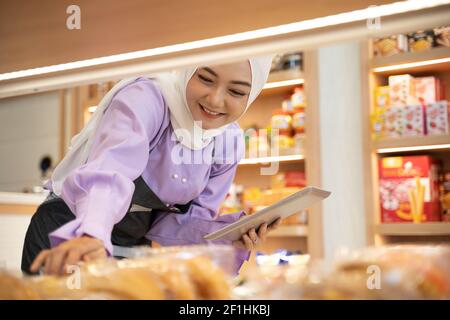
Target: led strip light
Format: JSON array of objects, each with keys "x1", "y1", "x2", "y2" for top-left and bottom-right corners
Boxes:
[{"x1": 1, "y1": 0, "x2": 449, "y2": 82}]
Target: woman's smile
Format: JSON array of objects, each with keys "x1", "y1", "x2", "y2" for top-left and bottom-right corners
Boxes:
[{"x1": 198, "y1": 102, "x2": 226, "y2": 120}]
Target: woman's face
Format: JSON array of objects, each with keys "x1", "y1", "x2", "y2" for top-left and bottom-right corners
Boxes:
[{"x1": 186, "y1": 61, "x2": 252, "y2": 129}]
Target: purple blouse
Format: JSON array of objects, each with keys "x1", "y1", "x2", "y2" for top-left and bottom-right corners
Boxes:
[{"x1": 46, "y1": 77, "x2": 249, "y2": 272}]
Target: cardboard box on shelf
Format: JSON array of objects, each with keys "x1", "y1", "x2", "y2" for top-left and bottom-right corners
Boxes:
[
  {"x1": 379, "y1": 156, "x2": 441, "y2": 223},
  {"x1": 400, "y1": 104, "x2": 426, "y2": 136},
  {"x1": 389, "y1": 75, "x2": 416, "y2": 107},
  {"x1": 384, "y1": 106, "x2": 402, "y2": 137},
  {"x1": 414, "y1": 77, "x2": 438, "y2": 105},
  {"x1": 425, "y1": 100, "x2": 450, "y2": 135},
  {"x1": 373, "y1": 35, "x2": 408, "y2": 57}
]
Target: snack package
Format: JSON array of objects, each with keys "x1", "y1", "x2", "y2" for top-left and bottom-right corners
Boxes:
[
  {"x1": 441, "y1": 172, "x2": 450, "y2": 222},
  {"x1": 373, "y1": 35, "x2": 408, "y2": 57},
  {"x1": 407, "y1": 30, "x2": 436, "y2": 52},
  {"x1": 434, "y1": 26, "x2": 450, "y2": 47},
  {"x1": 400, "y1": 104, "x2": 426, "y2": 136},
  {"x1": 379, "y1": 156, "x2": 441, "y2": 223},
  {"x1": 389, "y1": 74, "x2": 416, "y2": 107},
  {"x1": 371, "y1": 86, "x2": 390, "y2": 140},
  {"x1": 384, "y1": 106, "x2": 402, "y2": 137},
  {"x1": 414, "y1": 76, "x2": 438, "y2": 105},
  {"x1": 426, "y1": 100, "x2": 450, "y2": 135}
]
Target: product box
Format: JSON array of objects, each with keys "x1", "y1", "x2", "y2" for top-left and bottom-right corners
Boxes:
[
  {"x1": 379, "y1": 156, "x2": 441, "y2": 223},
  {"x1": 441, "y1": 172, "x2": 450, "y2": 222},
  {"x1": 389, "y1": 74, "x2": 416, "y2": 107},
  {"x1": 426, "y1": 100, "x2": 450, "y2": 135},
  {"x1": 414, "y1": 77, "x2": 438, "y2": 105},
  {"x1": 371, "y1": 86, "x2": 390, "y2": 140},
  {"x1": 400, "y1": 104, "x2": 426, "y2": 136},
  {"x1": 373, "y1": 35, "x2": 408, "y2": 57},
  {"x1": 434, "y1": 26, "x2": 450, "y2": 48},
  {"x1": 384, "y1": 106, "x2": 402, "y2": 137},
  {"x1": 407, "y1": 30, "x2": 436, "y2": 52}
]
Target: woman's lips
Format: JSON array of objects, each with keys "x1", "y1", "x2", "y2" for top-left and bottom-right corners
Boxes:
[{"x1": 198, "y1": 103, "x2": 225, "y2": 120}]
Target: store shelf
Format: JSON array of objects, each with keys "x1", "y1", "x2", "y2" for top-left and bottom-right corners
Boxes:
[
  {"x1": 239, "y1": 154, "x2": 305, "y2": 165},
  {"x1": 375, "y1": 223, "x2": 450, "y2": 236},
  {"x1": 267, "y1": 225, "x2": 308, "y2": 237},
  {"x1": 373, "y1": 135, "x2": 450, "y2": 154},
  {"x1": 371, "y1": 46, "x2": 450, "y2": 75},
  {"x1": 261, "y1": 69, "x2": 304, "y2": 95}
]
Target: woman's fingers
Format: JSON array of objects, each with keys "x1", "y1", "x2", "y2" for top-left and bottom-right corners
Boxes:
[
  {"x1": 30, "y1": 249, "x2": 50, "y2": 273},
  {"x1": 82, "y1": 248, "x2": 107, "y2": 262},
  {"x1": 63, "y1": 249, "x2": 83, "y2": 273},
  {"x1": 48, "y1": 248, "x2": 68, "y2": 276},
  {"x1": 242, "y1": 234, "x2": 254, "y2": 251},
  {"x1": 248, "y1": 228, "x2": 258, "y2": 244},
  {"x1": 268, "y1": 218, "x2": 282, "y2": 230},
  {"x1": 257, "y1": 223, "x2": 268, "y2": 242}
]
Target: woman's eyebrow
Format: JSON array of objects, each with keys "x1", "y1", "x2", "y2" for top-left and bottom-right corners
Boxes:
[{"x1": 202, "y1": 67, "x2": 251, "y2": 87}]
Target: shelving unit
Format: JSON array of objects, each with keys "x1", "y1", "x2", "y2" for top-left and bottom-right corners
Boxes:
[
  {"x1": 363, "y1": 41, "x2": 450, "y2": 246},
  {"x1": 233, "y1": 64, "x2": 310, "y2": 262}
]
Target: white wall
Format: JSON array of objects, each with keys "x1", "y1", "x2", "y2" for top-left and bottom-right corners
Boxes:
[
  {"x1": 0, "y1": 214, "x2": 32, "y2": 271},
  {"x1": 0, "y1": 91, "x2": 60, "y2": 192}
]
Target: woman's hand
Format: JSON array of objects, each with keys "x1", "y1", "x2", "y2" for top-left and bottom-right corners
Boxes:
[
  {"x1": 232, "y1": 218, "x2": 282, "y2": 251},
  {"x1": 30, "y1": 236, "x2": 107, "y2": 276}
]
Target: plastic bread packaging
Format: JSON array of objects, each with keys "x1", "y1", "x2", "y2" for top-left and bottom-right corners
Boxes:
[
  {"x1": 0, "y1": 244, "x2": 236, "y2": 300},
  {"x1": 233, "y1": 245, "x2": 450, "y2": 300}
]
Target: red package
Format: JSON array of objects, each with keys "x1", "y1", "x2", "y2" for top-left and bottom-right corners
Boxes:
[
  {"x1": 284, "y1": 171, "x2": 306, "y2": 188},
  {"x1": 379, "y1": 156, "x2": 441, "y2": 223}
]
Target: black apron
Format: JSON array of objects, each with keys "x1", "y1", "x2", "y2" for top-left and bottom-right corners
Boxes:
[{"x1": 21, "y1": 176, "x2": 191, "y2": 274}]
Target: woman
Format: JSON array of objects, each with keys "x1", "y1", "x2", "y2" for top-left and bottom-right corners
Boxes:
[{"x1": 22, "y1": 56, "x2": 281, "y2": 276}]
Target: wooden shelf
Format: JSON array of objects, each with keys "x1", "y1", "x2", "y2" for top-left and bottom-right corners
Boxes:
[
  {"x1": 371, "y1": 46, "x2": 450, "y2": 75},
  {"x1": 373, "y1": 135, "x2": 450, "y2": 153},
  {"x1": 239, "y1": 154, "x2": 305, "y2": 165},
  {"x1": 267, "y1": 225, "x2": 308, "y2": 237},
  {"x1": 261, "y1": 68, "x2": 304, "y2": 96},
  {"x1": 375, "y1": 223, "x2": 450, "y2": 236}
]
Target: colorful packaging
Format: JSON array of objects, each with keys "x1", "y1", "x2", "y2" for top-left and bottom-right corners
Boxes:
[
  {"x1": 292, "y1": 111, "x2": 305, "y2": 134},
  {"x1": 441, "y1": 172, "x2": 450, "y2": 222},
  {"x1": 434, "y1": 26, "x2": 450, "y2": 47},
  {"x1": 400, "y1": 104, "x2": 425, "y2": 136},
  {"x1": 389, "y1": 75, "x2": 416, "y2": 107},
  {"x1": 384, "y1": 106, "x2": 402, "y2": 137},
  {"x1": 425, "y1": 100, "x2": 450, "y2": 135},
  {"x1": 379, "y1": 156, "x2": 441, "y2": 223},
  {"x1": 407, "y1": 30, "x2": 436, "y2": 52},
  {"x1": 371, "y1": 86, "x2": 390, "y2": 140},
  {"x1": 291, "y1": 87, "x2": 305, "y2": 109},
  {"x1": 373, "y1": 35, "x2": 408, "y2": 57},
  {"x1": 414, "y1": 77, "x2": 438, "y2": 105}
]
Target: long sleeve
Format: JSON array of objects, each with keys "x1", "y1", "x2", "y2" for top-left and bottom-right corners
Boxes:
[
  {"x1": 146, "y1": 129, "x2": 250, "y2": 273},
  {"x1": 48, "y1": 79, "x2": 168, "y2": 255}
]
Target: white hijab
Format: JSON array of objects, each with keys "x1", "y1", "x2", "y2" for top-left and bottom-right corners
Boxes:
[{"x1": 50, "y1": 56, "x2": 273, "y2": 196}]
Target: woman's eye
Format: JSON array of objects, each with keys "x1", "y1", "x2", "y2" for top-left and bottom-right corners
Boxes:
[
  {"x1": 198, "y1": 74, "x2": 213, "y2": 83},
  {"x1": 230, "y1": 89, "x2": 246, "y2": 97}
]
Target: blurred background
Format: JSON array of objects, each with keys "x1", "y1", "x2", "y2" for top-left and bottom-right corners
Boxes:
[{"x1": 0, "y1": 0, "x2": 449, "y2": 275}]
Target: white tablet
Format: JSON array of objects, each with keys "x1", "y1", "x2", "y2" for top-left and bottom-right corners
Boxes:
[{"x1": 204, "y1": 186, "x2": 331, "y2": 241}]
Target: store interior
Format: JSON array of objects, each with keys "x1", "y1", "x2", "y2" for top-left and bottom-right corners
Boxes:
[{"x1": 0, "y1": 1, "x2": 450, "y2": 299}]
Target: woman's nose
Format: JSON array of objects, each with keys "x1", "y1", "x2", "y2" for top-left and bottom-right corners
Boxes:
[{"x1": 207, "y1": 88, "x2": 225, "y2": 109}]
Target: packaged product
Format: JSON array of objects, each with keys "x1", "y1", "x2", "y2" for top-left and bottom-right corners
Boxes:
[
  {"x1": 434, "y1": 26, "x2": 450, "y2": 47},
  {"x1": 414, "y1": 76, "x2": 438, "y2": 105},
  {"x1": 378, "y1": 156, "x2": 441, "y2": 223},
  {"x1": 426, "y1": 100, "x2": 450, "y2": 135},
  {"x1": 400, "y1": 104, "x2": 425, "y2": 136},
  {"x1": 384, "y1": 106, "x2": 402, "y2": 137},
  {"x1": 389, "y1": 74, "x2": 416, "y2": 107},
  {"x1": 407, "y1": 30, "x2": 436, "y2": 52},
  {"x1": 441, "y1": 172, "x2": 450, "y2": 222},
  {"x1": 373, "y1": 35, "x2": 408, "y2": 57}
]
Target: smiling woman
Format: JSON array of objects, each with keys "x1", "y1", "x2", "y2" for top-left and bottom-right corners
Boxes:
[
  {"x1": 186, "y1": 63, "x2": 253, "y2": 130},
  {"x1": 21, "y1": 56, "x2": 279, "y2": 276}
]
